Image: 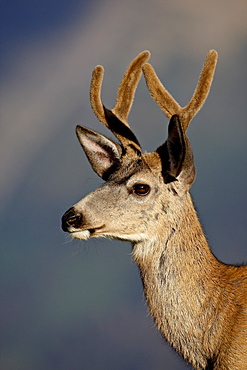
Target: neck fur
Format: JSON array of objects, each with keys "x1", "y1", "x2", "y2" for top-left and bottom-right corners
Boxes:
[{"x1": 132, "y1": 193, "x2": 222, "y2": 368}]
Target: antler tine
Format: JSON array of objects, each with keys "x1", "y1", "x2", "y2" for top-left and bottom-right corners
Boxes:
[
  {"x1": 90, "y1": 64, "x2": 106, "y2": 127},
  {"x1": 142, "y1": 50, "x2": 218, "y2": 132},
  {"x1": 112, "y1": 50, "x2": 151, "y2": 125},
  {"x1": 181, "y1": 49, "x2": 218, "y2": 130},
  {"x1": 142, "y1": 63, "x2": 182, "y2": 119}
]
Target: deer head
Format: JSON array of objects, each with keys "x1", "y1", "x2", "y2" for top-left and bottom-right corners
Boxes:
[{"x1": 61, "y1": 50, "x2": 218, "y2": 249}]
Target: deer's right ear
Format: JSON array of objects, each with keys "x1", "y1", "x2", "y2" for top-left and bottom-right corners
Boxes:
[{"x1": 76, "y1": 125, "x2": 122, "y2": 180}]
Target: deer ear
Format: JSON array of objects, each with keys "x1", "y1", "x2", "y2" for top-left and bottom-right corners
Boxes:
[
  {"x1": 76, "y1": 125, "x2": 122, "y2": 180},
  {"x1": 166, "y1": 115, "x2": 186, "y2": 179},
  {"x1": 156, "y1": 115, "x2": 195, "y2": 186}
]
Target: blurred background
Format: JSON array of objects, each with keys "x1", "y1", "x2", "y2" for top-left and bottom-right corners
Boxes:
[{"x1": 0, "y1": 0, "x2": 246, "y2": 369}]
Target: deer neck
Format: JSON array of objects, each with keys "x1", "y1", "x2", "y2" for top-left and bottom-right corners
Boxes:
[
  {"x1": 132, "y1": 191, "x2": 216, "y2": 268},
  {"x1": 132, "y1": 192, "x2": 222, "y2": 367}
]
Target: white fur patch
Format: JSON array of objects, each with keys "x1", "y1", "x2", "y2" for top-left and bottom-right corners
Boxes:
[
  {"x1": 132, "y1": 238, "x2": 156, "y2": 261},
  {"x1": 70, "y1": 230, "x2": 91, "y2": 240},
  {"x1": 100, "y1": 232, "x2": 148, "y2": 242}
]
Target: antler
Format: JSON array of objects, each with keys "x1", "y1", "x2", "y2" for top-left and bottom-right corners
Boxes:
[
  {"x1": 90, "y1": 51, "x2": 151, "y2": 153},
  {"x1": 142, "y1": 50, "x2": 218, "y2": 131}
]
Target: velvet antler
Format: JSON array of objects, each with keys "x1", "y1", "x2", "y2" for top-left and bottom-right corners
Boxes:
[{"x1": 142, "y1": 50, "x2": 218, "y2": 131}]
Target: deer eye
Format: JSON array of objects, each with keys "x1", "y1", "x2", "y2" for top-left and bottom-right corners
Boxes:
[{"x1": 132, "y1": 184, "x2": 150, "y2": 196}]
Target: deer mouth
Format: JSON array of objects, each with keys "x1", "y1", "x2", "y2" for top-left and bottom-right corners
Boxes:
[
  {"x1": 70, "y1": 229, "x2": 91, "y2": 240},
  {"x1": 70, "y1": 225, "x2": 105, "y2": 240}
]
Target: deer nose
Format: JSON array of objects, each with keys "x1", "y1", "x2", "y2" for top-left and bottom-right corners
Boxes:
[{"x1": 61, "y1": 208, "x2": 82, "y2": 232}]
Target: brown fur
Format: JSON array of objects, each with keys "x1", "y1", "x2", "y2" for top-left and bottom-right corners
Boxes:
[{"x1": 62, "y1": 51, "x2": 247, "y2": 369}]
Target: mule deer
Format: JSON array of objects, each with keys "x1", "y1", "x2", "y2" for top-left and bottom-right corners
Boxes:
[{"x1": 61, "y1": 51, "x2": 247, "y2": 369}]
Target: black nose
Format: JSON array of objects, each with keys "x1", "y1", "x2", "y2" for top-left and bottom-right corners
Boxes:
[{"x1": 61, "y1": 207, "x2": 82, "y2": 232}]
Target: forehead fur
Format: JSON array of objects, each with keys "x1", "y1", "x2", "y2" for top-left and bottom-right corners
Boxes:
[
  {"x1": 142, "y1": 152, "x2": 162, "y2": 175},
  {"x1": 107, "y1": 151, "x2": 162, "y2": 184}
]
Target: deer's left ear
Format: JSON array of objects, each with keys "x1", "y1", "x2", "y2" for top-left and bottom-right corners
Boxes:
[
  {"x1": 156, "y1": 115, "x2": 196, "y2": 187},
  {"x1": 76, "y1": 125, "x2": 122, "y2": 180}
]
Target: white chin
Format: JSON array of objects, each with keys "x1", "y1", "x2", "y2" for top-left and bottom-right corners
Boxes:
[{"x1": 70, "y1": 230, "x2": 91, "y2": 240}]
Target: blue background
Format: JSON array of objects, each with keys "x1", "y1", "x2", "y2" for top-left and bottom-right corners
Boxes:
[{"x1": 1, "y1": 1, "x2": 246, "y2": 369}]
